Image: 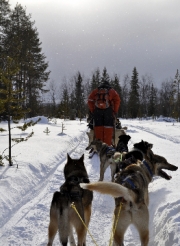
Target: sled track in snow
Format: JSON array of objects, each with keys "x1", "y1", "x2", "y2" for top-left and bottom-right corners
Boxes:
[
  {"x1": 127, "y1": 124, "x2": 180, "y2": 144},
  {"x1": 0, "y1": 130, "x2": 89, "y2": 245}
]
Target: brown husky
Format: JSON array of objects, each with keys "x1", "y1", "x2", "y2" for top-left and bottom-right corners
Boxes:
[
  {"x1": 47, "y1": 154, "x2": 93, "y2": 246},
  {"x1": 86, "y1": 139, "x2": 117, "y2": 181},
  {"x1": 86, "y1": 126, "x2": 127, "y2": 159},
  {"x1": 85, "y1": 137, "x2": 130, "y2": 182},
  {"x1": 80, "y1": 152, "x2": 178, "y2": 246}
]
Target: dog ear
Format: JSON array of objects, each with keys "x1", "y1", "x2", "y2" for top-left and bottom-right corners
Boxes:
[
  {"x1": 134, "y1": 141, "x2": 143, "y2": 149},
  {"x1": 134, "y1": 142, "x2": 139, "y2": 148},
  {"x1": 80, "y1": 154, "x2": 84, "y2": 161},
  {"x1": 127, "y1": 135, "x2": 131, "y2": 140},
  {"x1": 118, "y1": 135, "x2": 122, "y2": 140},
  {"x1": 67, "y1": 153, "x2": 72, "y2": 161}
]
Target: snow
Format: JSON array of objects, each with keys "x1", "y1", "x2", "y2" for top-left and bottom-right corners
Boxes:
[{"x1": 0, "y1": 117, "x2": 180, "y2": 246}]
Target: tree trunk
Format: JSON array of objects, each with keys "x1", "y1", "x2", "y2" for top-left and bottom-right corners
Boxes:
[{"x1": 8, "y1": 116, "x2": 13, "y2": 166}]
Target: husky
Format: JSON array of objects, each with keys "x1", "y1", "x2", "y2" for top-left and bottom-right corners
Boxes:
[
  {"x1": 125, "y1": 140, "x2": 153, "y2": 161},
  {"x1": 86, "y1": 136, "x2": 132, "y2": 182},
  {"x1": 86, "y1": 139, "x2": 118, "y2": 181},
  {"x1": 113, "y1": 128, "x2": 127, "y2": 147},
  {"x1": 116, "y1": 134, "x2": 131, "y2": 153},
  {"x1": 86, "y1": 127, "x2": 127, "y2": 159},
  {"x1": 47, "y1": 154, "x2": 93, "y2": 246},
  {"x1": 86, "y1": 130, "x2": 97, "y2": 159},
  {"x1": 114, "y1": 140, "x2": 153, "y2": 173},
  {"x1": 80, "y1": 152, "x2": 178, "y2": 246},
  {"x1": 86, "y1": 130, "x2": 94, "y2": 144}
]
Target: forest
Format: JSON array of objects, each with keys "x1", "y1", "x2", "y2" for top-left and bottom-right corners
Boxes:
[{"x1": 1, "y1": 0, "x2": 180, "y2": 122}]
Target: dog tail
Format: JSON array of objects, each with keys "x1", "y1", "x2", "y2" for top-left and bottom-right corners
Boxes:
[{"x1": 80, "y1": 182, "x2": 136, "y2": 202}]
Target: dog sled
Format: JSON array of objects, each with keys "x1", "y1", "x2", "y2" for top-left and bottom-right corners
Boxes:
[{"x1": 87, "y1": 116, "x2": 127, "y2": 145}]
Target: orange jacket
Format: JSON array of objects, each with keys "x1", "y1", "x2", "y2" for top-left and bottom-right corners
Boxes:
[{"x1": 88, "y1": 88, "x2": 120, "y2": 113}]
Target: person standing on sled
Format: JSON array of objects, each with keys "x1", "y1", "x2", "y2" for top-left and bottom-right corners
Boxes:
[{"x1": 87, "y1": 80, "x2": 120, "y2": 146}]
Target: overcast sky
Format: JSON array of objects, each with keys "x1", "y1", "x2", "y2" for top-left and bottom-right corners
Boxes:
[{"x1": 10, "y1": 0, "x2": 180, "y2": 87}]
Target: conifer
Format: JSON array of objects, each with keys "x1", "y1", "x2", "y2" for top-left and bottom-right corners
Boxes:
[
  {"x1": 0, "y1": 56, "x2": 31, "y2": 165},
  {"x1": 128, "y1": 67, "x2": 140, "y2": 118}
]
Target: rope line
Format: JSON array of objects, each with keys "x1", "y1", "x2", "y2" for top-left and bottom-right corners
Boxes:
[
  {"x1": 109, "y1": 202, "x2": 123, "y2": 246},
  {"x1": 70, "y1": 202, "x2": 98, "y2": 246},
  {"x1": 71, "y1": 201, "x2": 123, "y2": 246}
]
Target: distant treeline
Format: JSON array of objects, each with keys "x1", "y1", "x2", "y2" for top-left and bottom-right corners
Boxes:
[
  {"x1": 45, "y1": 67, "x2": 180, "y2": 121},
  {"x1": 0, "y1": 0, "x2": 180, "y2": 121}
]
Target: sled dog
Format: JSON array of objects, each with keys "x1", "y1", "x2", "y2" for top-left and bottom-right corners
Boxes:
[
  {"x1": 86, "y1": 128, "x2": 126, "y2": 147},
  {"x1": 86, "y1": 139, "x2": 120, "y2": 181},
  {"x1": 47, "y1": 154, "x2": 93, "y2": 246},
  {"x1": 116, "y1": 134, "x2": 131, "y2": 153},
  {"x1": 86, "y1": 130, "x2": 94, "y2": 144},
  {"x1": 86, "y1": 130, "x2": 97, "y2": 159},
  {"x1": 80, "y1": 153, "x2": 178, "y2": 246},
  {"x1": 114, "y1": 138, "x2": 153, "y2": 178},
  {"x1": 114, "y1": 140, "x2": 153, "y2": 173},
  {"x1": 86, "y1": 128, "x2": 127, "y2": 158},
  {"x1": 125, "y1": 140, "x2": 153, "y2": 161},
  {"x1": 86, "y1": 135, "x2": 131, "y2": 181},
  {"x1": 113, "y1": 128, "x2": 127, "y2": 147}
]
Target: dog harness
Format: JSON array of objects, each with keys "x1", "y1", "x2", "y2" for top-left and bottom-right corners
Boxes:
[
  {"x1": 61, "y1": 190, "x2": 82, "y2": 199},
  {"x1": 106, "y1": 146, "x2": 116, "y2": 156},
  {"x1": 142, "y1": 159, "x2": 153, "y2": 177},
  {"x1": 121, "y1": 175, "x2": 136, "y2": 189},
  {"x1": 67, "y1": 176, "x2": 90, "y2": 184},
  {"x1": 60, "y1": 176, "x2": 90, "y2": 199}
]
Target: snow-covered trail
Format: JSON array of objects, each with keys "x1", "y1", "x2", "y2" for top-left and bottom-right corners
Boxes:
[
  {"x1": 0, "y1": 118, "x2": 179, "y2": 246},
  {"x1": 0, "y1": 128, "x2": 91, "y2": 245},
  {"x1": 119, "y1": 120, "x2": 180, "y2": 246},
  {"x1": 85, "y1": 120, "x2": 180, "y2": 246}
]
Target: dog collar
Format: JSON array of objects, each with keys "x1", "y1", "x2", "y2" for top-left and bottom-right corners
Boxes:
[
  {"x1": 142, "y1": 160, "x2": 153, "y2": 177},
  {"x1": 67, "y1": 176, "x2": 90, "y2": 184},
  {"x1": 120, "y1": 147, "x2": 128, "y2": 152},
  {"x1": 106, "y1": 146, "x2": 116, "y2": 152},
  {"x1": 61, "y1": 190, "x2": 82, "y2": 199}
]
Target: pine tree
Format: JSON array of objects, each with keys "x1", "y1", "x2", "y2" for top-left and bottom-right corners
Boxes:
[
  {"x1": 101, "y1": 67, "x2": 110, "y2": 83},
  {"x1": 90, "y1": 67, "x2": 101, "y2": 90},
  {"x1": 74, "y1": 72, "x2": 85, "y2": 120},
  {"x1": 120, "y1": 74, "x2": 130, "y2": 118},
  {"x1": 95, "y1": 68, "x2": 101, "y2": 86},
  {"x1": 148, "y1": 83, "x2": 157, "y2": 116},
  {"x1": 111, "y1": 74, "x2": 122, "y2": 116},
  {"x1": 0, "y1": 56, "x2": 30, "y2": 165},
  {"x1": 138, "y1": 75, "x2": 156, "y2": 118},
  {"x1": 59, "y1": 84, "x2": 70, "y2": 118},
  {"x1": 2, "y1": 3, "x2": 50, "y2": 117},
  {"x1": 47, "y1": 80, "x2": 56, "y2": 117},
  {"x1": 0, "y1": 0, "x2": 11, "y2": 119},
  {"x1": 0, "y1": 0, "x2": 11, "y2": 41},
  {"x1": 128, "y1": 67, "x2": 140, "y2": 118}
]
